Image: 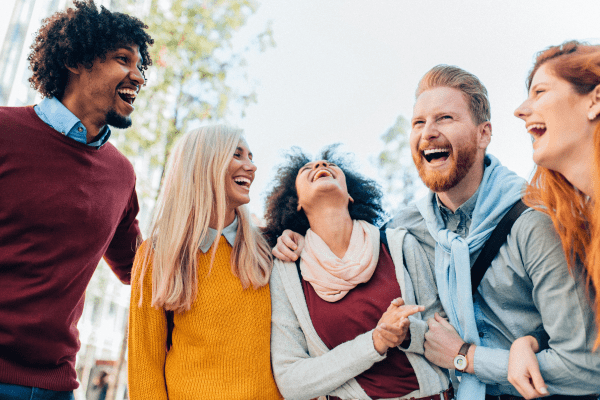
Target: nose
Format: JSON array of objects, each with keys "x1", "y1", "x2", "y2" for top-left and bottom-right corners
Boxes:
[
  {"x1": 243, "y1": 158, "x2": 257, "y2": 173},
  {"x1": 421, "y1": 121, "x2": 440, "y2": 141},
  {"x1": 129, "y1": 65, "x2": 145, "y2": 88},
  {"x1": 312, "y1": 160, "x2": 329, "y2": 169},
  {"x1": 514, "y1": 100, "x2": 531, "y2": 120}
]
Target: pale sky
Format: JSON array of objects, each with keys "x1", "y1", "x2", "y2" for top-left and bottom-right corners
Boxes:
[
  {"x1": 232, "y1": 0, "x2": 600, "y2": 217},
  {"x1": 2, "y1": 0, "x2": 600, "y2": 221}
]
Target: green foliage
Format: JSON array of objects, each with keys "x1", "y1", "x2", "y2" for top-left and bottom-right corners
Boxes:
[
  {"x1": 111, "y1": 0, "x2": 274, "y2": 206},
  {"x1": 374, "y1": 115, "x2": 420, "y2": 215}
]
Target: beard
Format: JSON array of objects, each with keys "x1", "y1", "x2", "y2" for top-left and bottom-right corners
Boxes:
[
  {"x1": 106, "y1": 109, "x2": 133, "y2": 129},
  {"x1": 413, "y1": 139, "x2": 478, "y2": 193}
]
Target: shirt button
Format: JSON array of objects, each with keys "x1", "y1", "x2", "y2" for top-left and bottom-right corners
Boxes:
[{"x1": 78, "y1": 127, "x2": 83, "y2": 132}]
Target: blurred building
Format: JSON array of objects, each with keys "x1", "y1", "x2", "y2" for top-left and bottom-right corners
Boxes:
[{"x1": 0, "y1": 1, "x2": 150, "y2": 399}]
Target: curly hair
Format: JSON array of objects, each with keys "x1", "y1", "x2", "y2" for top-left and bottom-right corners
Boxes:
[
  {"x1": 28, "y1": 0, "x2": 154, "y2": 99},
  {"x1": 263, "y1": 145, "x2": 385, "y2": 247}
]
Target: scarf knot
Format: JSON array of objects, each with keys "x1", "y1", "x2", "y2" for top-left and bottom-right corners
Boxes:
[
  {"x1": 300, "y1": 220, "x2": 380, "y2": 302},
  {"x1": 417, "y1": 155, "x2": 526, "y2": 400}
]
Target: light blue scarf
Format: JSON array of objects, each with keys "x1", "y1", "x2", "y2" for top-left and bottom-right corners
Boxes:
[{"x1": 417, "y1": 154, "x2": 525, "y2": 400}]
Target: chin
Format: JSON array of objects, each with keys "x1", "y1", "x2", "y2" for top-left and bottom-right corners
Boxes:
[{"x1": 106, "y1": 110, "x2": 133, "y2": 129}]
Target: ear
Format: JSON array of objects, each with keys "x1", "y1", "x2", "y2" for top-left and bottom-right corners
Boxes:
[
  {"x1": 588, "y1": 84, "x2": 600, "y2": 121},
  {"x1": 297, "y1": 202, "x2": 302, "y2": 212},
  {"x1": 478, "y1": 121, "x2": 492, "y2": 150},
  {"x1": 348, "y1": 195, "x2": 354, "y2": 204},
  {"x1": 65, "y1": 63, "x2": 83, "y2": 76}
]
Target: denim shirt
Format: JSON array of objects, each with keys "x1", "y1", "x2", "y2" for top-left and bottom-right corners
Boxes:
[
  {"x1": 388, "y1": 194, "x2": 600, "y2": 396},
  {"x1": 34, "y1": 97, "x2": 111, "y2": 148}
]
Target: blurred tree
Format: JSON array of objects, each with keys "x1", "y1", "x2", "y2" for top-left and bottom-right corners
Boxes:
[
  {"x1": 374, "y1": 115, "x2": 422, "y2": 217},
  {"x1": 112, "y1": 0, "x2": 275, "y2": 202}
]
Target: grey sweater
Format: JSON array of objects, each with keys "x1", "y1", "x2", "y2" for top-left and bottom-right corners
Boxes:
[{"x1": 270, "y1": 226, "x2": 450, "y2": 400}]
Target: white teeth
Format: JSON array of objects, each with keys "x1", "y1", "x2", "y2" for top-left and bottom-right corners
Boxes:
[
  {"x1": 526, "y1": 123, "x2": 546, "y2": 132},
  {"x1": 423, "y1": 148, "x2": 450, "y2": 155},
  {"x1": 312, "y1": 170, "x2": 332, "y2": 182},
  {"x1": 117, "y1": 88, "x2": 137, "y2": 97},
  {"x1": 234, "y1": 177, "x2": 251, "y2": 186}
]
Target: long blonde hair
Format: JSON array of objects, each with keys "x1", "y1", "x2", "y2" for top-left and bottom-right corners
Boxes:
[{"x1": 138, "y1": 125, "x2": 272, "y2": 312}]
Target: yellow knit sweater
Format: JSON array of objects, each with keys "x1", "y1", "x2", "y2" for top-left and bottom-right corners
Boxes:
[{"x1": 128, "y1": 236, "x2": 282, "y2": 400}]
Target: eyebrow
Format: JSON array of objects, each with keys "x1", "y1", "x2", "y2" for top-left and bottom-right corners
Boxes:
[{"x1": 237, "y1": 146, "x2": 253, "y2": 158}]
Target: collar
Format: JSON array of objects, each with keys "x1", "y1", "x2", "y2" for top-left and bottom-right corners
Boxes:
[
  {"x1": 436, "y1": 184, "x2": 480, "y2": 221},
  {"x1": 34, "y1": 97, "x2": 111, "y2": 148},
  {"x1": 199, "y1": 217, "x2": 238, "y2": 253}
]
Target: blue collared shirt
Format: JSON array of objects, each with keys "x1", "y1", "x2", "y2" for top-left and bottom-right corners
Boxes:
[
  {"x1": 199, "y1": 217, "x2": 238, "y2": 253},
  {"x1": 388, "y1": 187, "x2": 600, "y2": 396},
  {"x1": 34, "y1": 97, "x2": 111, "y2": 148}
]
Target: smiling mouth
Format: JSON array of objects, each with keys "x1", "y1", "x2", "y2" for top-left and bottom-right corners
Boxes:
[
  {"x1": 527, "y1": 123, "x2": 546, "y2": 140},
  {"x1": 312, "y1": 169, "x2": 333, "y2": 181},
  {"x1": 423, "y1": 148, "x2": 450, "y2": 163},
  {"x1": 234, "y1": 176, "x2": 252, "y2": 189},
  {"x1": 117, "y1": 88, "x2": 137, "y2": 106}
]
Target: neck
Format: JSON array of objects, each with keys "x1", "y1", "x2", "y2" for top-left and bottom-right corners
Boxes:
[
  {"x1": 208, "y1": 207, "x2": 236, "y2": 230},
  {"x1": 557, "y1": 144, "x2": 595, "y2": 199},
  {"x1": 61, "y1": 90, "x2": 104, "y2": 142},
  {"x1": 437, "y1": 158, "x2": 485, "y2": 212},
  {"x1": 305, "y1": 205, "x2": 353, "y2": 259}
]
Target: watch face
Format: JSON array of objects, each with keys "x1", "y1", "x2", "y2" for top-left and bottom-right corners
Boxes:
[{"x1": 454, "y1": 355, "x2": 467, "y2": 371}]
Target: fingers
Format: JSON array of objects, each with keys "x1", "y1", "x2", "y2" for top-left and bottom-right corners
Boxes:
[
  {"x1": 386, "y1": 297, "x2": 404, "y2": 312},
  {"x1": 273, "y1": 234, "x2": 299, "y2": 262},
  {"x1": 531, "y1": 373, "x2": 549, "y2": 397},
  {"x1": 377, "y1": 324, "x2": 404, "y2": 347},
  {"x1": 398, "y1": 305, "x2": 425, "y2": 319},
  {"x1": 272, "y1": 246, "x2": 294, "y2": 262},
  {"x1": 509, "y1": 375, "x2": 547, "y2": 400},
  {"x1": 434, "y1": 312, "x2": 454, "y2": 329},
  {"x1": 372, "y1": 329, "x2": 391, "y2": 355},
  {"x1": 390, "y1": 297, "x2": 405, "y2": 307}
]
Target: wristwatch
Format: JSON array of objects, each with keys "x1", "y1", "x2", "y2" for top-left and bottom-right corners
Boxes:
[{"x1": 453, "y1": 342, "x2": 472, "y2": 372}]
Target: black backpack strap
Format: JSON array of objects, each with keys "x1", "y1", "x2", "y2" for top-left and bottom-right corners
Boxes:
[
  {"x1": 379, "y1": 227, "x2": 389, "y2": 253},
  {"x1": 295, "y1": 257, "x2": 302, "y2": 281},
  {"x1": 166, "y1": 310, "x2": 174, "y2": 352},
  {"x1": 471, "y1": 199, "x2": 529, "y2": 294}
]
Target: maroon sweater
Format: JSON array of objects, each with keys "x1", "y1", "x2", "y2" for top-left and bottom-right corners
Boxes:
[
  {"x1": 303, "y1": 245, "x2": 419, "y2": 399},
  {"x1": 0, "y1": 106, "x2": 141, "y2": 391}
]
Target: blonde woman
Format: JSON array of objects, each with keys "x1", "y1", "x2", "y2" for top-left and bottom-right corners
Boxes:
[{"x1": 128, "y1": 125, "x2": 281, "y2": 399}]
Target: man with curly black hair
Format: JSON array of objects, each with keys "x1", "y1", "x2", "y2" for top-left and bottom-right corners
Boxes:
[{"x1": 0, "y1": 1, "x2": 153, "y2": 398}]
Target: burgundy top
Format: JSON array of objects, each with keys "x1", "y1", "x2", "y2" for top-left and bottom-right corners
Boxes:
[
  {"x1": 302, "y1": 244, "x2": 419, "y2": 399},
  {"x1": 0, "y1": 106, "x2": 140, "y2": 391}
]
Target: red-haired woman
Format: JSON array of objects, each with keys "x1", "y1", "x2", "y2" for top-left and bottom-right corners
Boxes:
[{"x1": 512, "y1": 40, "x2": 600, "y2": 399}]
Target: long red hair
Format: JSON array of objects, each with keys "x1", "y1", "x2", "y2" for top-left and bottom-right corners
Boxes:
[{"x1": 523, "y1": 41, "x2": 600, "y2": 344}]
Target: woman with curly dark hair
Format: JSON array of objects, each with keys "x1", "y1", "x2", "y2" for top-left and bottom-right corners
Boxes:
[{"x1": 264, "y1": 146, "x2": 452, "y2": 400}]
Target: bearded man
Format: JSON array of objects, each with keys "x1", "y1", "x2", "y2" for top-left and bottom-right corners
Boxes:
[
  {"x1": 273, "y1": 66, "x2": 600, "y2": 400},
  {"x1": 0, "y1": 1, "x2": 153, "y2": 399}
]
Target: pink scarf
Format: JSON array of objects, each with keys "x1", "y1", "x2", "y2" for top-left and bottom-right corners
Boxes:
[{"x1": 300, "y1": 220, "x2": 380, "y2": 302}]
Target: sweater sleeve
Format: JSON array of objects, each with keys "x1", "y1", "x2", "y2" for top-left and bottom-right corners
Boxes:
[
  {"x1": 270, "y1": 263, "x2": 385, "y2": 400},
  {"x1": 104, "y1": 184, "x2": 142, "y2": 284},
  {"x1": 127, "y1": 242, "x2": 169, "y2": 400}
]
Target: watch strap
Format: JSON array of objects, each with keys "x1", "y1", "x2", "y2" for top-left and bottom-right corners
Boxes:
[{"x1": 458, "y1": 342, "x2": 472, "y2": 357}]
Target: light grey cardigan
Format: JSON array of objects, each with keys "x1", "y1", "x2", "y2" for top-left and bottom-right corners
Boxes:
[{"x1": 270, "y1": 226, "x2": 450, "y2": 400}]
